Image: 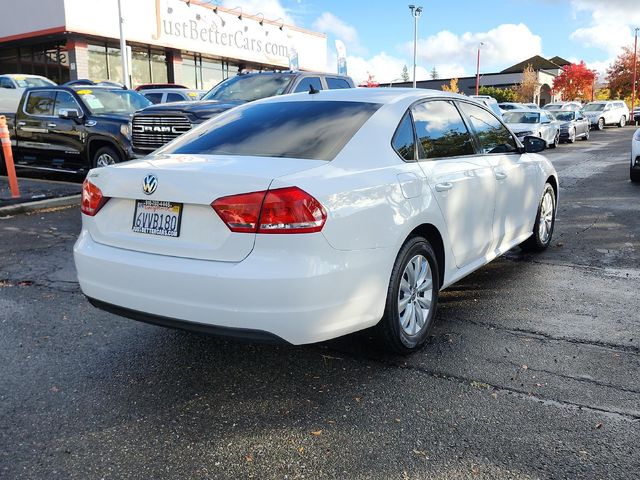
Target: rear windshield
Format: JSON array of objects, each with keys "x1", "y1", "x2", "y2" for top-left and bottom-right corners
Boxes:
[
  {"x1": 159, "y1": 100, "x2": 381, "y2": 161},
  {"x1": 202, "y1": 74, "x2": 294, "y2": 102},
  {"x1": 503, "y1": 112, "x2": 540, "y2": 124}
]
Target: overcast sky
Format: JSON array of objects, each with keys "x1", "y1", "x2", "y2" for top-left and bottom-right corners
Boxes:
[{"x1": 221, "y1": 0, "x2": 640, "y2": 84}]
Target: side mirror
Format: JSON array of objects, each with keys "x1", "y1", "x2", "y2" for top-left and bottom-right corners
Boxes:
[
  {"x1": 58, "y1": 108, "x2": 81, "y2": 120},
  {"x1": 522, "y1": 135, "x2": 546, "y2": 153}
]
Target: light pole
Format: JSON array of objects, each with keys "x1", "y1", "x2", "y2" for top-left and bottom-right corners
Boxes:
[
  {"x1": 475, "y1": 42, "x2": 484, "y2": 96},
  {"x1": 117, "y1": 0, "x2": 130, "y2": 88},
  {"x1": 632, "y1": 27, "x2": 638, "y2": 125},
  {"x1": 409, "y1": 5, "x2": 423, "y2": 88}
]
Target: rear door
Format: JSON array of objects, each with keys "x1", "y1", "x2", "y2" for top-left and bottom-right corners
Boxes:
[
  {"x1": 14, "y1": 89, "x2": 56, "y2": 168},
  {"x1": 412, "y1": 99, "x2": 495, "y2": 268},
  {"x1": 575, "y1": 111, "x2": 589, "y2": 136}
]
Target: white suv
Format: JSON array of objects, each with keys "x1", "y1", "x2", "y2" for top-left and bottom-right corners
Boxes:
[
  {"x1": 543, "y1": 101, "x2": 582, "y2": 111},
  {"x1": 583, "y1": 101, "x2": 630, "y2": 130}
]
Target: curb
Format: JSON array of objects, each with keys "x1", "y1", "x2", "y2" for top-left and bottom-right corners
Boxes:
[{"x1": 0, "y1": 194, "x2": 80, "y2": 216}]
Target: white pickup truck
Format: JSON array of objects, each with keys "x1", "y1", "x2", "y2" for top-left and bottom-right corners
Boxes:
[{"x1": 0, "y1": 74, "x2": 56, "y2": 113}]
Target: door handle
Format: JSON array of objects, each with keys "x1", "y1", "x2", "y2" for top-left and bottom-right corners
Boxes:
[
  {"x1": 495, "y1": 171, "x2": 508, "y2": 180},
  {"x1": 435, "y1": 182, "x2": 453, "y2": 192},
  {"x1": 47, "y1": 123, "x2": 57, "y2": 128},
  {"x1": 17, "y1": 121, "x2": 26, "y2": 127}
]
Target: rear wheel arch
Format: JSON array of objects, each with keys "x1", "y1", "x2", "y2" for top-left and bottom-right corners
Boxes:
[
  {"x1": 546, "y1": 175, "x2": 558, "y2": 199},
  {"x1": 406, "y1": 223, "x2": 445, "y2": 289}
]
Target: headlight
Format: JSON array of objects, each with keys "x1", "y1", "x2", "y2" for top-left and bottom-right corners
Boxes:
[
  {"x1": 634, "y1": 129, "x2": 640, "y2": 141},
  {"x1": 120, "y1": 122, "x2": 131, "y2": 137},
  {"x1": 517, "y1": 130, "x2": 534, "y2": 137}
]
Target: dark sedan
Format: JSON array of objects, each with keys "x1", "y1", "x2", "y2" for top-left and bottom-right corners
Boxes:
[{"x1": 550, "y1": 110, "x2": 590, "y2": 143}]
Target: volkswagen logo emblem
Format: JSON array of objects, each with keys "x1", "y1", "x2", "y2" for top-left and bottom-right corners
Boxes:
[{"x1": 142, "y1": 174, "x2": 158, "y2": 195}]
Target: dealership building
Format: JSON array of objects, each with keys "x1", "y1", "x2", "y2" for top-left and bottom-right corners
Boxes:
[{"x1": 0, "y1": 0, "x2": 328, "y2": 89}]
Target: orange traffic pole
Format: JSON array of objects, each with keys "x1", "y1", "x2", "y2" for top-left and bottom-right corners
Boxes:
[{"x1": 0, "y1": 115, "x2": 20, "y2": 198}]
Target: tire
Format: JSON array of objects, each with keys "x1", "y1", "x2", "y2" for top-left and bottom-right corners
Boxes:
[
  {"x1": 597, "y1": 118, "x2": 605, "y2": 131},
  {"x1": 549, "y1": 132, "x2": 559, "y2": 149},
  {"x1": 520, "y1": 183, "x2": 556, "y2": 252},
  {"x1": 631, "y1": 167, "x2": 640, "y2": 183},
  {"x1": 376, "y1": 236, "x2": 439, "y2": 355},
  {"x1": 582, "y1": 129, "x2": 590, "y2": 141},
  {"x1": 92, "y1": 145, "x2": 121, "y2": 168},
  {"x1": 568, "y1": 128, "x2": 576, "y2": 144},
  {"x1": 618, "y1": 116, "x2": 626, "y2": 128}
]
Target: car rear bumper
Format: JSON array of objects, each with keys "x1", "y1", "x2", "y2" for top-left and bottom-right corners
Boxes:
[{"x1": 73, "y1": 231, "x2": 393, "y2": 345}]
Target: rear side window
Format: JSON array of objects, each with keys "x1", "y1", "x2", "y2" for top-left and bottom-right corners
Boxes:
[
  {"x1": 294, "y1": 77, "x2": 323, "y2": 93},
  {"x1": 457, "y1": 102, "x2": 518, "y2": 154},
  {"x1": 326, "y1": 78, "x2": 351, "y2": 89},
  {"x1": 392, "y1": 112, "x2": 416, "y2": 161},
  {"x1": 0, "y1": 77, "x2": 14, "y2": 88},
  {"x1": 411, "y1": 100, "x2": 475, "y2": 160},
  {"x1": 162, "y1": 101, "x2": 381, "y2": 161},
  {"x1": 25, "y1": 91, "x2": 56, "y2": 116}
]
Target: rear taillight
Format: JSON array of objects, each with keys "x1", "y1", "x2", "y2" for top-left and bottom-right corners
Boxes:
[
  {"x1": 211, "y1": 187, "x2": 327, "y2": 234},
  {"x1": 81, "y1": 179, "x2": 109, "y2": 216}
]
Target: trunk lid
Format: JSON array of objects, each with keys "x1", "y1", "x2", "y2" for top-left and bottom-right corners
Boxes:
[{"x1": 86, "y1": 154, "x2": 324, "y2": 262}]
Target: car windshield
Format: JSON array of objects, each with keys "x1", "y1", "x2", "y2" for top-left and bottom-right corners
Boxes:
[
  {"x1": 503, "y1": 112, "x2": 540, "y2": 124},
  {"x1": 553, "y1": 112, "x2": 576, "y2": 121},
  {"x1": 159, "y1": 100, "x2": 381, "y2": 161},
  {"x1": 584, "y1": 103, "x2": 605, "y2": 112},
  {"x1": 74, "y1": 88, "x2": 151, "y2": 115},
  {"x1": 202, "y1": 74, "x2": 294, "y2": 102},
  {"x1": 12, "y1": 76, "x2": 56, "y2": 88}
]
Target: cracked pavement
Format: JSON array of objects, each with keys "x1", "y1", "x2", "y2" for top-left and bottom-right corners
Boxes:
[{"x1": 1, "y1": 127, "x2": 639, "y2": 479}]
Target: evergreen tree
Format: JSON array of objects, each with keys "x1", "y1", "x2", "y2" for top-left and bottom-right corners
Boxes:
[
  {"x1": 401, "y1": 65, "x2": 410, "y2": 82},
  {"x1": 430, "y1": 67, "x2": 439, "y2": 80}
]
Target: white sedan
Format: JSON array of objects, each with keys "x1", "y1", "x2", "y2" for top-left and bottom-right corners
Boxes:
[
  {"x1": 632, "y1": 128, "x2": 640, "y2": 183},
  {"x1": 74, "y1": 89, "x2": 559, "y2": 354}
]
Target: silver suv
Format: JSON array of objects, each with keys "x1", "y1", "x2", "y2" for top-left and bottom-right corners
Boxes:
[{"x1": 583, "y1": 100, "x2": 630, "y2": 130}]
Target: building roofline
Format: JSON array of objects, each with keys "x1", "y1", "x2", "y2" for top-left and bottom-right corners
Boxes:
[{"x1": 0, "y1": 26, "x2": 66, "y2": 43}]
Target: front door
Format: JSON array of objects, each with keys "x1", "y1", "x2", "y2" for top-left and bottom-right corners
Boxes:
[
  {"x1": 44, "y1": 91, "x2": 86, "y2": 171},
  {"x1": 457, "y1": 100, "x2": 539, "y2": 250},
  {"x1": 411, "y1": 99, "x2": 495, "y2": 268}
]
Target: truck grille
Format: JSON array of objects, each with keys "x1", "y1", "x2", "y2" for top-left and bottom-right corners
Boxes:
[{"x1": 132, "y1": 115, "x2": 192, "y2": 152}]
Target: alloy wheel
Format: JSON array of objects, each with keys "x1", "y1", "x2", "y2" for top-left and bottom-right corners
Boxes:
[
  {"x1": 538, "y1": 191, "x2": 554, "y2": 244},
  {"x1": 96, "y1": 153, "x2": 116, "y2": 168},
  {"x1": 398, "y1": 254, "x2": 433, "y2": 336}
]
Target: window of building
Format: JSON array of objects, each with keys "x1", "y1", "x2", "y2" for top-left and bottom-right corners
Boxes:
[
  {"x1": 180, "y1": 53, "x2": 236, "y2": 90},
  {"x1": 412, "y1": 100, "x2": 475, "y2": 160},
  {"x1": 88, "y1": 43, "x2": 168, "y2": 87},
  {"x1": 1, "y1": 44, "x2": 69, "y2": 84}
]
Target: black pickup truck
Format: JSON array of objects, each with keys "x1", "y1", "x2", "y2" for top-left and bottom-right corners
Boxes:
[
  {"x1": 0, "y1": 85, "x2": 151, "y2": 174},
  {"x1": 131, "y1": 71, "x2": 354, "y2": 156}
]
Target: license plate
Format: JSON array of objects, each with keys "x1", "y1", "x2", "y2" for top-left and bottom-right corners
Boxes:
[{"x1": 132, "y1": 200, "x2": 183, "y2": 237}]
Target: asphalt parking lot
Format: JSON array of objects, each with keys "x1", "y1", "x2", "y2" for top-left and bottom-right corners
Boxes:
[{"x1": 1, "y1": 126, "x2": 639, "y2": 479}]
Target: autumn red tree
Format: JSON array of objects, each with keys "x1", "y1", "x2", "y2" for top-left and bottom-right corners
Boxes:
[
  {"x1": 606, "y1": 46, "x2": 640, "y2": 99},
  {"x1": 552, "y1": 61, "x2": 597, "y2": 101}
]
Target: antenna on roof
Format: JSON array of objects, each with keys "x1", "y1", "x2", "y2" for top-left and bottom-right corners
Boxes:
[{"x1": 309, "y1": 84, "x2": 319, "y2": 94}]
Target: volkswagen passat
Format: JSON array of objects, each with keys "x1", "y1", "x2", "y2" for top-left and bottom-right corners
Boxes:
[{"x1": 74, "y1": 89, "x2": 558, "y2": 354}]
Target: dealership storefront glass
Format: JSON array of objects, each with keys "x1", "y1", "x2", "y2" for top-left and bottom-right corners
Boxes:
[
  {"x1": 87, "y1": 43, "x2": 168, "y2": 85},
  {"x1": 181, "y1": 54, "x2": 237, "y2": 90},
  {"x1": 0, "y1": 43, "x2": 70, "y2": 84}
]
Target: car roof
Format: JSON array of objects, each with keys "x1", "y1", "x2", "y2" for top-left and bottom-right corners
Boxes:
[
  {"x1": 258, "y1": 87, "x2": 471, "y2": 106},
  {"x1": 0, "y1": 74, "x2": 50, "y2": 79}
]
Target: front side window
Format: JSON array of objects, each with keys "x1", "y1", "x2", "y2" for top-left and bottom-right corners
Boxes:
[
  {"x1": 166, "y1": 93, "x2": 185, "y2": 103},
  {"x1": 25, "y1": 90, "x2": 56, "y2": 116},
  {"x1": 54, "y1": 91, "x2": 81, "y2": 116},
  {"x1": 457, "y1": 102, "x2": 518, "y2": 154},
  {"x1": 143, "y1": 92, "x2": 163, "y2": 104},
  {"x1": 392, "y1": 112, "x2": 416, "y2": 161},
  {"x1": 411, "y1": 100, "x2": 475, "y2": 160},
  {"x1": 327, "y1": 78, "x2": 351, "y2": 89},
  {"x1": 0, "y1": 77, "x2": 14, "y2": 88},
  {"x1": 160, "y1": 101, "x2": 381, "y2": 161},
  {"x1": 294, "y1": 77, "x2": 323, "y2": 93}
]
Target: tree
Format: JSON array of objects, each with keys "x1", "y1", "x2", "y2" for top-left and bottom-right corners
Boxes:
[
  {"x1": 430, "y1": 67, "x2": 439, "y2": 80},
  {"x1": 552, "y1": 61, "x2": 597, "y2": 101},
  {"x1": 401, "y1": 65, "x2": 410, "y2": 82},
  {"x1": 594, "y1": 88, "x2": 610, "y2": 101},
  {"x1": 514, "y1": 64, "x2": 538, "y2": 102},
  {"x1": 477, "y1": 86, "x2": 519, "y2": 103},
  {"x1": 606, "y1": 46, "x2": 640, "y2": 99},
  {"x1": 441, "y1": 78, "x2": 459, "y2": 93},
  {"x1": 358, "y1": 72, "x2": 379, "y2": 88}
]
